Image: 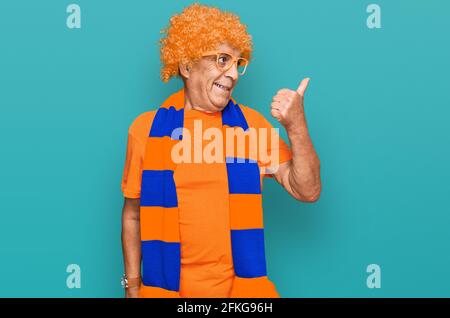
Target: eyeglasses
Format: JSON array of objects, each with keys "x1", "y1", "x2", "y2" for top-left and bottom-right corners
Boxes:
[{"x1": 201, "y1": 51, "x2": 249, "y2": 75}]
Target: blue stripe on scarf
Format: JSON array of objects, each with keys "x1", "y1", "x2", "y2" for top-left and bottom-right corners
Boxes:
[
  {"x1": 226, "y1": 158, "x2": 261, "y2": 194},
  {"x1": 149, "y1": 106, "x2": 184, "y2": 139},
  {"x1": 222, "y1": 100, "x2": 249, "y2": 131},
  {"x1": 141, "y1": 170, "x2": 178, "y2": 207},
  {"x1": 141, "y1": 240, "x2": 181, "y2": 291},
  {"x1": 230, "y1": 229, "x2": 267, "y2": 278}
]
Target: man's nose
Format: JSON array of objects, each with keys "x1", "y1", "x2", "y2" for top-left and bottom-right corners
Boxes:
[{"x1": 224, "y1": 62, "x2": 239, "y2": 81}]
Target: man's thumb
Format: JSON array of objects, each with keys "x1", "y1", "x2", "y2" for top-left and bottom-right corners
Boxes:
[{"x1": 296, "y1": 77, "x2": 310, "y2": 96}]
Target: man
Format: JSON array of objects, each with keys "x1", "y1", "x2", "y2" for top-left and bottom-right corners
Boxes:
[{"x1": 121, "y1": 3, "x2": 321, "y2": 298}]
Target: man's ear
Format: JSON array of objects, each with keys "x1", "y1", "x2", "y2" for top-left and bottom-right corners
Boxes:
[{"x1": 178, "y1": 62, "x2": 190, "y2": 79}]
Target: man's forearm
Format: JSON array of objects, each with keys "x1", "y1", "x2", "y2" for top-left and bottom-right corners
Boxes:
[
  {"x1": 121, "y1": 214, "x2": 141, "y2": 278},
  {"x1": 286, "y1": 113, "x2": 321, "y2": 201},
  {"x1": 270, "y1": 78, "x2": 320, "y2": 201}
]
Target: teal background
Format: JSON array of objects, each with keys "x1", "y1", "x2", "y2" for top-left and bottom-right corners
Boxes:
[{"x1": 0, "y1": 0, "x2": 449, "y2": 297}]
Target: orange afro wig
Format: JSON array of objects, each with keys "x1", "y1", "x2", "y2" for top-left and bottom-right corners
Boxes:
[{"x1": 159, "y1": 3, "x2": 254, "y2": 83}]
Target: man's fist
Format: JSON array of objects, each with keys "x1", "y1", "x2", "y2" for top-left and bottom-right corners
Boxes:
[{"x1": 270, "y1": 78, "x2": 310, "y2": 130}]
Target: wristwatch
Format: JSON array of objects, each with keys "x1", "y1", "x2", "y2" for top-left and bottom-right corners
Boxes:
[{"x1": 121, "y1": 274, "x2": 141, "y2": 289}]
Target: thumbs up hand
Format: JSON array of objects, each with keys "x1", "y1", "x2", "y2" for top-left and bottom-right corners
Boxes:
[{"x1": 270, "y1": 78, "x2": 310, "y2": 130}]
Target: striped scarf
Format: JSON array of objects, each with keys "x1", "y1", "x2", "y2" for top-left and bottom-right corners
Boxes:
[{"x1": 139, "y1": 88, "x2": 279, "y2": 298}]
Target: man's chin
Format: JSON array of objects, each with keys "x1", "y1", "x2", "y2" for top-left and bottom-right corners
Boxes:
[
  {"x1": 210, "y1": 98, "x2": 230, "y2": 112},
  {"x1": 217, "y1": 102, "x2": 230, "y2": 111}
]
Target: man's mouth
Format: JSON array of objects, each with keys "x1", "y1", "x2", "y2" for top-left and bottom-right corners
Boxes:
[{"x1": 213, "y1": 82, "x2": 231, "y2": 92}]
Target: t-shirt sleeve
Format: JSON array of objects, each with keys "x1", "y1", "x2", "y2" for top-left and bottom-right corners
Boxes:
[
  {"x1": 121, "y1": 112, "x2": 155, "y2": 198},
  {"x1": 121, "y1": 131, "x2": 144, "y2": 198}
]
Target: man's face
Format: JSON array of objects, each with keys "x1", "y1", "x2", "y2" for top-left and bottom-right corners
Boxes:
[{"x1": 185, "y1": 43, "x2": 241, "y2": 112}]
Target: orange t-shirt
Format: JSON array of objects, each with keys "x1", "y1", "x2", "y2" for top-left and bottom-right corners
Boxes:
[{"x1": 121, "y1": 104, "x2": 292, "y2": 298}]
